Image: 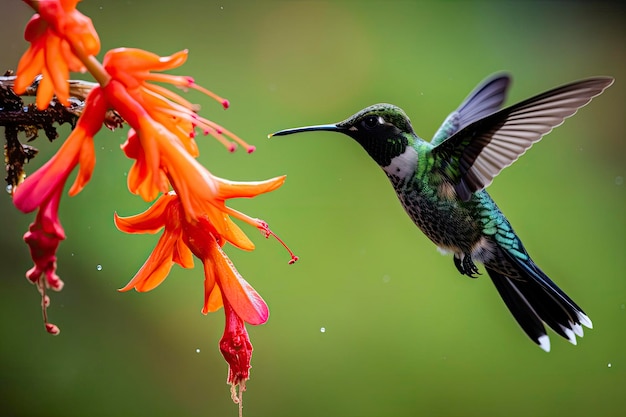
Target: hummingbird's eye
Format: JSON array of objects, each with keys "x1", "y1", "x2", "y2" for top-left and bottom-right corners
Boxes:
[{"x1": 362, "y1": 115, "x2": 382, "y2": 129}]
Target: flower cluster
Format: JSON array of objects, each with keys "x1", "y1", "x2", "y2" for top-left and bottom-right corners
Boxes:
[{"x1": 11, "y1": 0, "x2": 296, "y2": 404}]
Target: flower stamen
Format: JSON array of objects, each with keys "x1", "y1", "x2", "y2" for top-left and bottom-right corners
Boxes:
[
  {"x1": 230, "y1": 383, "x2": 245, "y2": 417},
  {"x1": 34, "y1": 277, "x2": 60, "y2": 335},
  {"x1": 257, "y1": 220, "x2": 299, "y2": 264}
]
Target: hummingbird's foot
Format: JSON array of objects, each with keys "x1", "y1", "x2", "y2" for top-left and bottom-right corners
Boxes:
[{"x1": 454, "y1": 253, "x2": 481, "y2": 278}]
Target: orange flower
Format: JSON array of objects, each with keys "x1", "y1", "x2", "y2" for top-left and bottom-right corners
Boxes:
[
  {"x1": 14, "y1": 0, "x2": 100, "y2": 109},
  {"x1": 101, "y1": 48, "x2": 257, "y2": 204},
  {"x1": 114, "y1": 174, "x2": 289, "y2": 319},
  {"x1": 12, "y1": 87, "x2": 106, "y2": 333},
  {"x1": 114, "y1": 183, "x2": 288, "y2": 398}
]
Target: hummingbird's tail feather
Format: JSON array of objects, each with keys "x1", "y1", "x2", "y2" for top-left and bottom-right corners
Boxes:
[
  {"x1": 485, "y1": 252, "x2": 591, "y2": 352},
  {"x1": 486, "y1": 267, "x2": 551, "y2": 351}
]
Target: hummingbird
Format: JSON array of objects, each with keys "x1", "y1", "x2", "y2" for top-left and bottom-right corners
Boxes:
[{"x1": 270, "y1": 74, "x2": 614, "y2": 352}]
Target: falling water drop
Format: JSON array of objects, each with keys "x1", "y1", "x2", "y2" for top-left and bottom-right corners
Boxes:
[
  {"x1": 196, "y1": 348, "x2": 201, "y2": 353},
  {"x1": 96, "y1": 264, "x2": 102, "y2": 271},
  {"x1": 320, "y1": 327, "x2": 326, "y2": 333}
]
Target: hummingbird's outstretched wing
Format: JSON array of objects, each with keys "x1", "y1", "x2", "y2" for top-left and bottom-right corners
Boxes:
[
  {"x1": 431, "y1": 74, "x2": 511, "y2": 147},
  {"x1": 432, "y1": 77, "x2": 614, "y2": 201}
]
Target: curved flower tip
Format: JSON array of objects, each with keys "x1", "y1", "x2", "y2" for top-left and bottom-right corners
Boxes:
[
  {"x1": 215, "y1": 175, "x2": 286, "y2": 200},
  {"x1": 113, "y1": 192, "x2": 177, "y2": 234}
]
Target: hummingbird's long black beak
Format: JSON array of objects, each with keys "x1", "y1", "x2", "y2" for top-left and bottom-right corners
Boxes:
[{"x1": 268, "y1": 124, "x2": 342, "y2": 138}]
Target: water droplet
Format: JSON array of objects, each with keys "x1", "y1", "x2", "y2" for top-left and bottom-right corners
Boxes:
[
  {"x1": 608, "y1": 363, "x2": 612, "y2": 368},
  {"x1": 320, "y1": 327, "x2": 326, "y2": 333},
  {"x1": 6, "y1": 184, "x2": 13, "y2": 194},
  {"x1": 96, "y1": 264, "x2": 102, "y2": 271},
  {"x1": 615, "y1": 176, "x2": 623, "y2": 186},
  {"x1": 196, "y1": 348, "x2": 201, "y2": 353}
]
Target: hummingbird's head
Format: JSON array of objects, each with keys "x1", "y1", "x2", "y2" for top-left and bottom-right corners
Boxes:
[{"x1": 270, "y1": 103, "x2": 416, "y2": 166}]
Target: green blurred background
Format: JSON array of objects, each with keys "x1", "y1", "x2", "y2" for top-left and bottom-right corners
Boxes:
[{"x1": 1, "y1": 1, "x2": 625, "y2": 416}]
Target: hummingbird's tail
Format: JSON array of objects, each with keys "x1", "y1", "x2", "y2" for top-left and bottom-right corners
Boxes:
[{"x1": 485, "y1": 250, "x2": 592, "y2": 352}]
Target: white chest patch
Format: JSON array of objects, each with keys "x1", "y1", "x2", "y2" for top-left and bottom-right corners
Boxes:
[{"x1": 382, "y1": 146, "x2": 418, "y2": 178}]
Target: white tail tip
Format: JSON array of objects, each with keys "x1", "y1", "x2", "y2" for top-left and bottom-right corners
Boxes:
[{"x1": 538, "y1": 335, "x2": 551, "y2": 352}]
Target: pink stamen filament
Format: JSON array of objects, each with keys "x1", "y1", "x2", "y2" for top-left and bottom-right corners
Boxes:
[
  {"x1": 214, "y1": 125, "x2": 256, "y2": 154},
  {"x1": 190, "y1": 82, "x2": 230, "y2": 109},
  {"x1": 36, "y1": 277, "x2": 59, "y2": 335},
  {"x1": 218, "y1": 207, "x2": 298, "y2": 264},
  {"x1": 261, "y1": 225, "x2": 299, "y2": 265},
  {"x1": 145, "y1": 73, "x2": 229, "y2": 109},
  {"x1": 143, "y1": 82, "x2": 197, "y2": 111},
  {"x1": 142, "y1": 87, "x2": 197, "y2": 117}
]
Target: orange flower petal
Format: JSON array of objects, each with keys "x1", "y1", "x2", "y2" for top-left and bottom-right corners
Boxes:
[
  {"x1": 67, "y1": 135, "x2": 94, "y2": 196},
  {"x1": 201, "y1": 257, "x2": 218, "y2": 315},
  {"x1": 219, "y1": 214, "x2": 255, "y2": 251},
  {"x1": 67, "y1": 87, "x2": 107, "y2": 196},
  {"x1": 13, "y1": 41, "x2": 43, "y2": 94},
  {"x1": 206, "y1": 285, "x2": 223, "y2": 313},
  {"x1": 216, "y1": 175, "x2": 287, "y2": 201},
  {"x1": 113, "y1": 193, "x2": 177, "y2": 234},
  {"x1": 36, "y1": 67, "x2": 55, "y2": 110},
  {"x1": 173, "y1": 235, "x2": 194, "y2": 268},
  {"x1": 44, "y1": 35, "x2": 69, "y2": 106},
  {"x1": 207, "y1": 238, "x2": 268, "y2": 325},
  {"x1": 118, "y1": 230, "x2": 179, "y2": 292}
]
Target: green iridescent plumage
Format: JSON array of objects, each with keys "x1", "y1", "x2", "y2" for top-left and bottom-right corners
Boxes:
[{"x1": 271, "y1": 73, "x2": 613, "y2": 351}]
